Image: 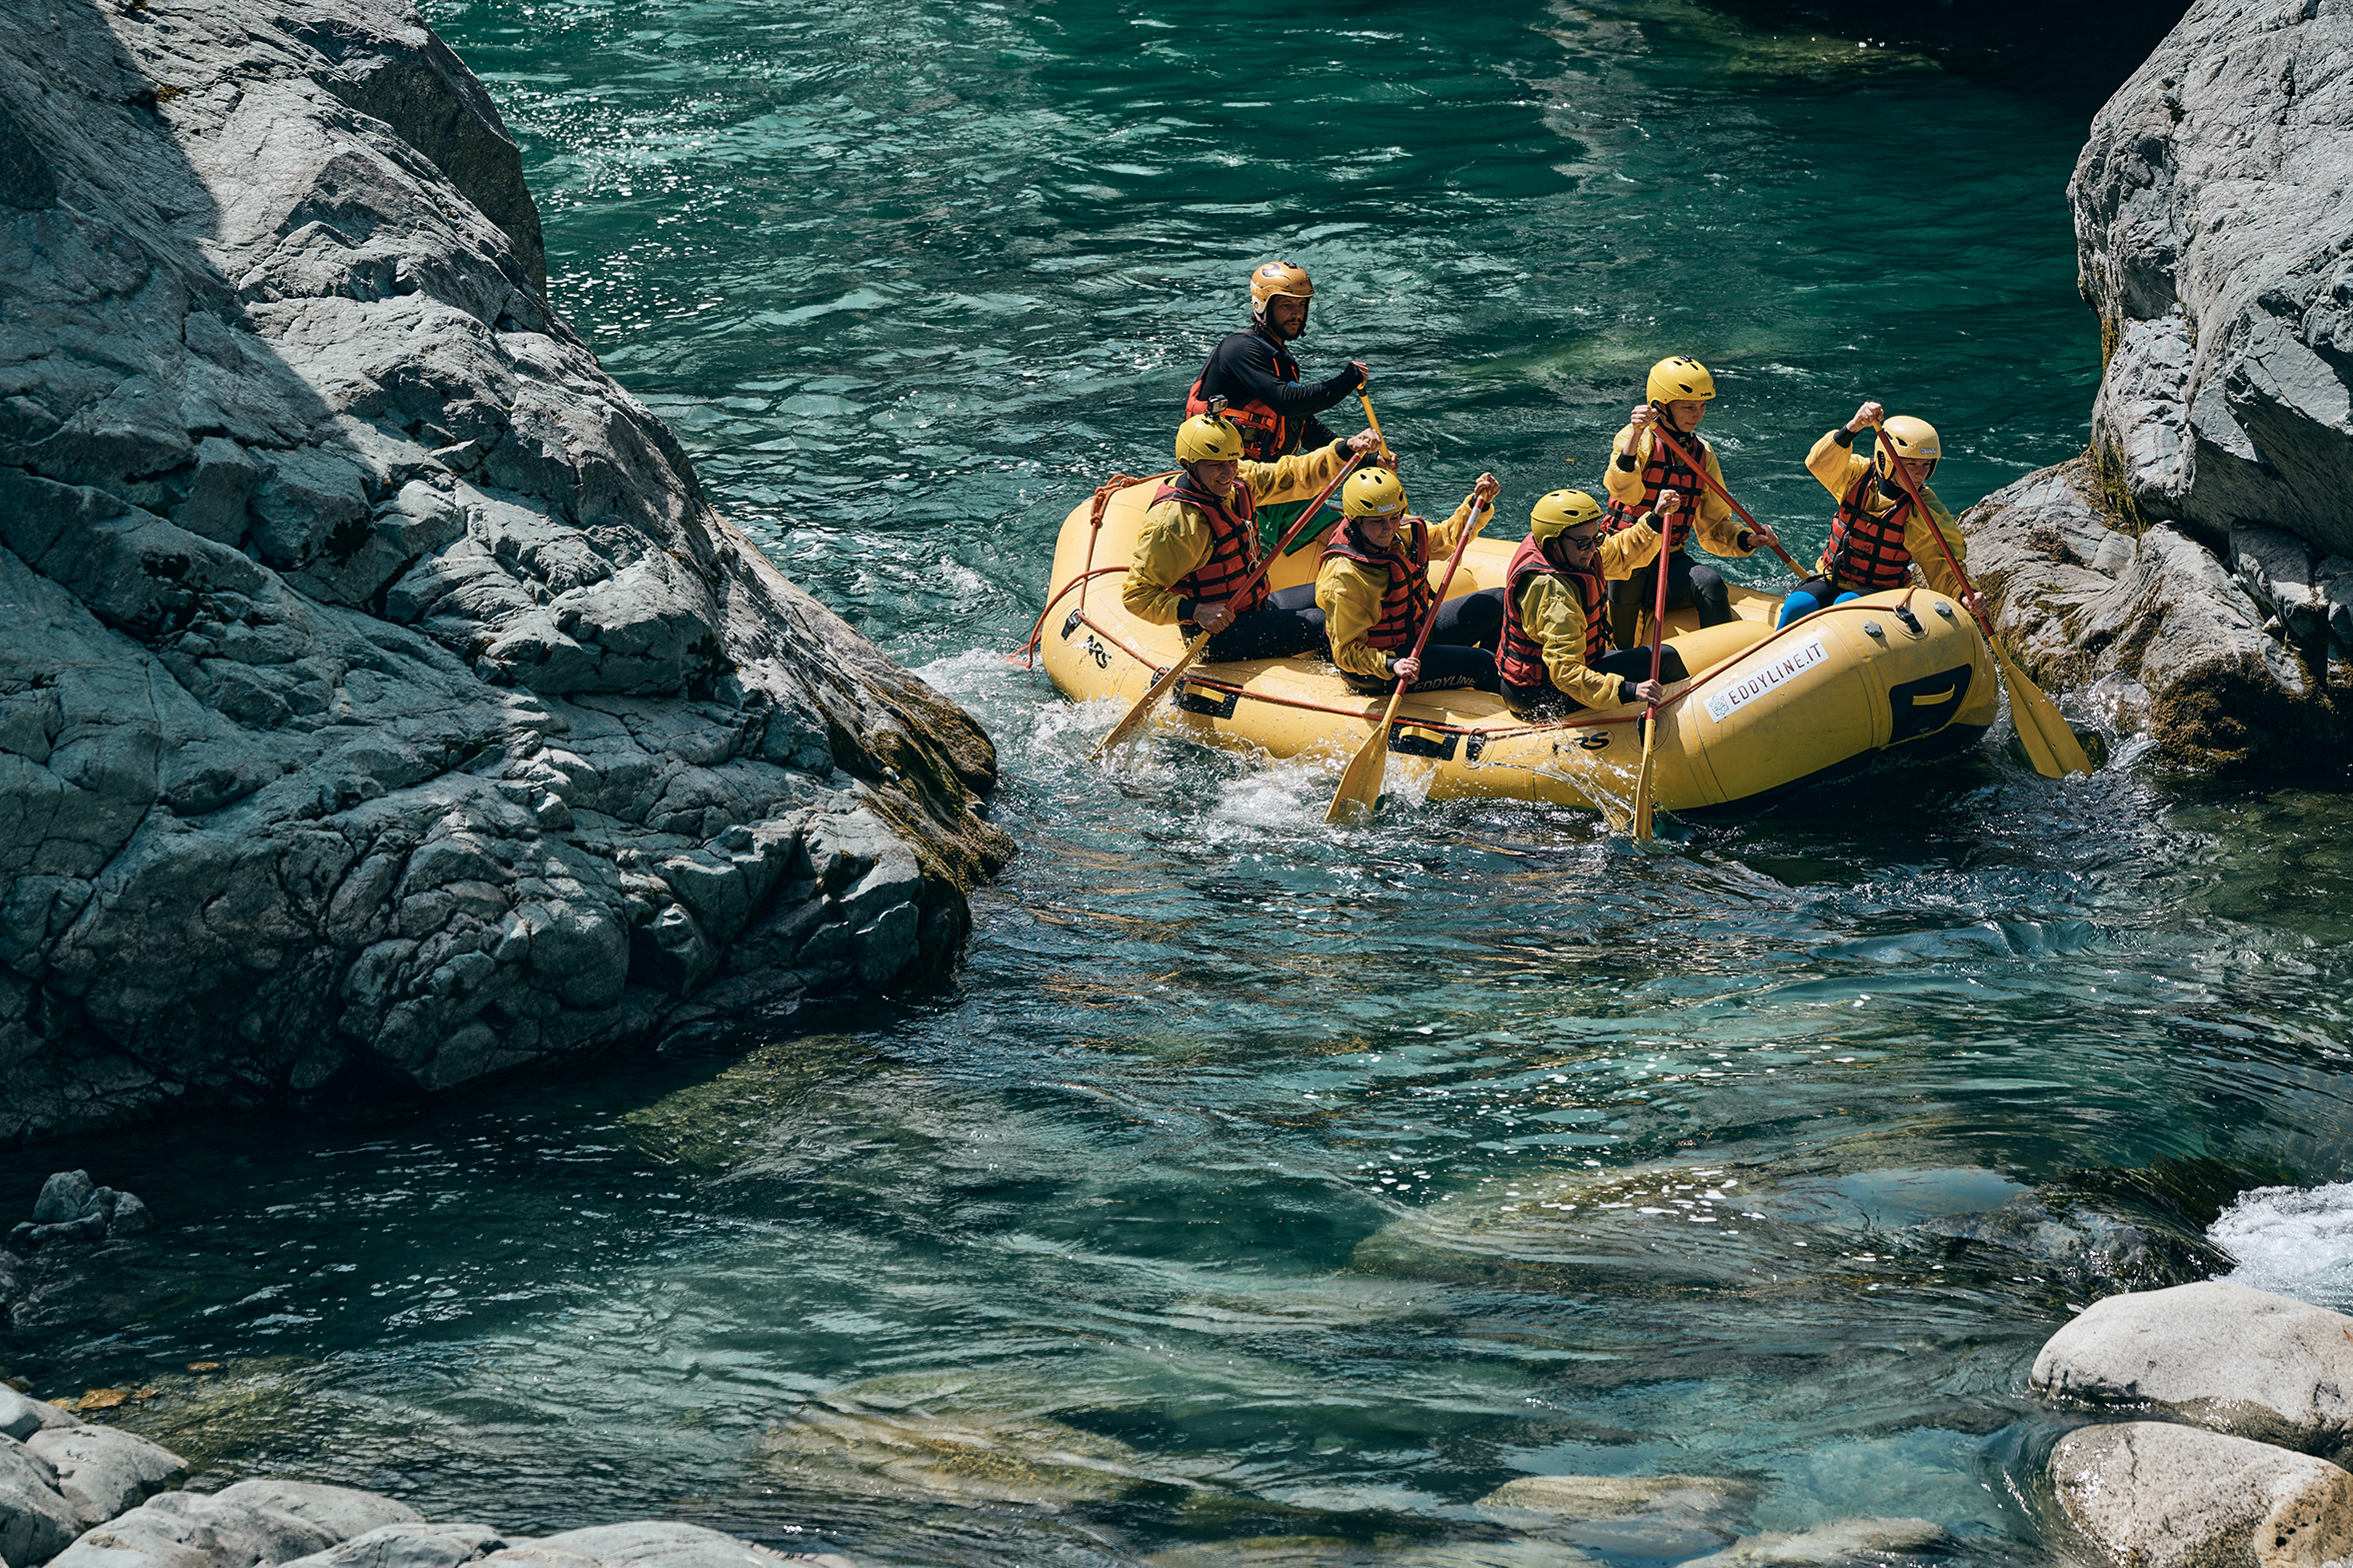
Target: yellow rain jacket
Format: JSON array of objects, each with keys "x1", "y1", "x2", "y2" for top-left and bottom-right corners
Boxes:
[
  {"x1": 1122, "y1": 443, "x2": 1353, "y2": 627},
  {"x1": 1313, "y1": 495, "x2": 1487, "y2": 682},
  {"x1": 1603, "y1": 424, "x2": 1753, "y2": 557},
  {"x1": 1519, "y1": 519, "x2": 1665, "y2": 710},
  {"x1": 1804, "y1": 429, "x2": 1967, "y2": 597}
]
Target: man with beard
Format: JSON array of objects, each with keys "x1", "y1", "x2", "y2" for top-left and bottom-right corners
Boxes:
[{"x1": 1185, "y1": 261, "x2": 1368, "y2": 465}]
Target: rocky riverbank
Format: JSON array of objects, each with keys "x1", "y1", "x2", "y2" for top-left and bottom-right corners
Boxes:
[
  {"x1": 1960, "y1": 0, "x2": 2353, "y2": 773},
  {"x1": 0, "y1": 0, "x2": 1012, "y2": 1145}
]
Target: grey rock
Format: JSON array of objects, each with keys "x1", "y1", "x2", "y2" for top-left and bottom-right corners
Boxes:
[
  {"x1": 28, "y1": 1174, "x2": 91, "y2": 1226},
  {"x1": 275, "y1": 1522, "x2": 511, "y2": 1568},
  {"x1": 2031, "y1": 1280, "x2": 2353, "y2": 1463},
  {"x1": 23, "y1": 1428, "x2": 186, "y2": 1526},
  {"x1": 0, "y1": 1390, "x2": 78, "y2": 1444},
  {"x1": 0, "y1": 0, "x2": 1010, "y2": 1145},
  {"x1": 0, "y1": 1433, "x2": 82, "y2": 1567},
  {"x1": 2075, "y1": 1, "x2": 2353, "y2": 561},
  {"x1": 10, "y1": 1173, "x2": 152, "y2": 1247},
  {"x1": 47, "y1": 1489, "x2": 338, "y2": 1568},
  {"x1": 1676, "y1": 1518, "x2": 1947, "y2": 1568},
  {"x1": 2050, "y1": 1421, "x2": 2353, "y2": 1568},
  {"x1": 1959, "y1": 458, "x2": 2339, "y2": 770},
  {"x1": 202, "y1": 1482, "x2": 421, "y2": 1543},
  {"x1": 530, "y1": 1525, "x2": 799, "y2": 1568}
]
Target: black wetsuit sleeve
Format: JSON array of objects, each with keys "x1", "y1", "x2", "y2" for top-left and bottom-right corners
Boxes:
[
  {"x1": 1204, "y1": 333, "x2": 1362, "y2": 417},
  {"x1": 1298, "y1": 410, "x2": 1339, "y2": 451}
]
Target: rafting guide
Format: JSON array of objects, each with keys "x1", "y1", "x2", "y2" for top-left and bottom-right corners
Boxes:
[{"x1": 1036, "y1": 279, "x2": 2090, "y2": 810}]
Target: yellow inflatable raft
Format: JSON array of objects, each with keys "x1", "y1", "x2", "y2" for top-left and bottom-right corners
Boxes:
[{"x1": 1034, "y1": 476, "x2": 1999, "y2": 817}]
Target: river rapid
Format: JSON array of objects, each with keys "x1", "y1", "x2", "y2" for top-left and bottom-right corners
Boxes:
[{"x1": 8, "y1": 2, "x2": 2352, "y2": 1565}]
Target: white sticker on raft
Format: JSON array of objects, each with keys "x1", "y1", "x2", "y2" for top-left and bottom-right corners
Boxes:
[{"x1": 1704, "y1": 637, "x2": 1827, "y2": 723}]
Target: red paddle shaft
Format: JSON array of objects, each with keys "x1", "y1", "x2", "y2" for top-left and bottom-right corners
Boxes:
[
  {"x1": 1641, "y1": 417, "x2": 1808, "y2": 577},
  {"x1": 1387, "y1": 491, "x2": 1488, "y2": 691},
  {"x1": 1869, "y1": 420, "x2": 1989, "y2": 636}
]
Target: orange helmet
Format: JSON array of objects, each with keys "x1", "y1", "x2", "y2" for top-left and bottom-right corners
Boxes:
[{"x1": 1248, "y1": 260, "x2": 1313, "y2": 327}]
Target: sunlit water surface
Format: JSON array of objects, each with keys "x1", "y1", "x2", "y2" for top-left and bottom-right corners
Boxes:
[{"x1": 10, "y1": 3, "x2": 2353, "y2": 1565}]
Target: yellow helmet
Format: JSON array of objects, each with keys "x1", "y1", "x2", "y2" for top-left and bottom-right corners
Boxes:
[
  {"x1": 1174, "y1": 413, "x2": 1244, "y2": 464},
  {"x1": 1529, "y1": 489, "x2": 1604, "y2": 543},
  {"x1": 1645, "y1": 355, "x2": 1717, "y2": 405},
  {"x1": 1872, "y1": 415, "x2": 1942, "y2": 479},
  {"x1": 1248, "y1": 260, "x2": 1313, "y2": 324},
  {"x1": 1340, "y1": 468, "x2": 1407, "y2": 520}
]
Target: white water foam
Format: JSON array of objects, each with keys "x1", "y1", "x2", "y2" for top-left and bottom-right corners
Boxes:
[{"x1": 2209, "y1": 1180, "x2": 2353, "y2": 1310}]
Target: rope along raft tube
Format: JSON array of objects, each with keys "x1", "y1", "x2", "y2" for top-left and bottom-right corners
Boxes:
[{"x1": 1034, "y1": 476, "x2": 2000, "y2": 815}]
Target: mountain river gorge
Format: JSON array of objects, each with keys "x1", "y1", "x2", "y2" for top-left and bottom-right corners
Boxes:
[{"x1": 7, "y1": 2, "x2": 2352, "y2": 1564}]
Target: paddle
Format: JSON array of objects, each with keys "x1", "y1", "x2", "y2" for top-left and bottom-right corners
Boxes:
[
  {"x1": 1867, "y1": 419, "x2": 2093, "y2": 781},
  {"x1": 1631, "y1": 494, "x2": 1680, "y2": 841},
  {"x1": 1640, "y1": 414, "x2": 1809, "y2": 577},
  {"x1": 1092, "y1": 453, "x2": 1366, "y2": 762},
  {"x1": 1357, "y1": 390, "x2": 1389, "y2": 460},
  {"x1": 1324, "y1": 484, "x2": 1492, "y2": 824}
]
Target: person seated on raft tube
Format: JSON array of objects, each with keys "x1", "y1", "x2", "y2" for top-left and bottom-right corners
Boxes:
[
  {"x1": 1315, "y1": 468, "x2": 1506, "y2": 696},
  {"x1": 1601, "y1": 355, "x2": 1780, "y2": 648},
  {"x1": 1185, "y1": 260, "x2": 1368, "y2": 463},
  {"x1": 1498, "y1": 488, "x2": 1692, "y2": 718},
  {"x1": 1123, "y1": 409, "x2": 1388, "y2": 663},
  {"x1": 1776, "y1": 399, "x2": 1984, "y2": 629}
]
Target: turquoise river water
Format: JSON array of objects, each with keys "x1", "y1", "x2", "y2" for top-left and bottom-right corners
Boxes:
[{"x1": 8, "y1": 3, "x2": 2353, "y2": 1566}]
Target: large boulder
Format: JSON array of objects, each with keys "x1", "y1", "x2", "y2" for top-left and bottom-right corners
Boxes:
[
  {"x1": 23, "y1": 1428, "x2": 186, "y2": 1527},
  {"x1": 1956, "y1": 458, "x2": 2342, "y2": 769},
  {"x1": 2031, "y1": 1281, "x2": 2353, "y2": 1464},
  {"x1": 0, "y1": 0, "x2": 1011, "y2": 1142},
  {"x1": 2074, "y1": 0, "x2": 2353, "y2": 563},
  {"x1": 2049, "y1": 1421, "x2": 2353, "y2": 1568}
]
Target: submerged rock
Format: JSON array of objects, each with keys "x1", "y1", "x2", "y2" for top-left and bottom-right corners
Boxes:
[
  {"x1": 2049, "y1": 1422, "x2": 2353, "y2": 1568},
  {"x1": 1474, "y1": 1474, "x2": 1755, "y2": 1558},
  {"x1": 1676, "y1": 1517, "x2": 1947, "y2": 1568},
  {"x1": 2031, "y1": 1280, "x2": 2353, "y2": 1464},
  {"x1": 757, "y1": 1389, "x2": 1161, "y2": 1510},
  {"x1": 0, "y1": 0, "x2": 1011, "y2": 1142}
]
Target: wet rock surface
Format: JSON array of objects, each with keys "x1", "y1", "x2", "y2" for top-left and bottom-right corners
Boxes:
[
  {"x1": 1957, "y1": 458, "x2": 2340, "y2": 770},
  {"x1": 1961, "y1": 0, "x2": 2353, "y2": 771},
  {"x1": 2050, "y1": 1421, "x2": 2353, "y2": 1568},
  {"x1": 0, "y1": 0, "x2": 1011, "y2": 1143},
  {"x1": 9, "y1": 1170, "x2": 153, "y2": 1247},
  {"x1": 2033, "y1": 1279, "x2": 2353, "y2": 1464}
]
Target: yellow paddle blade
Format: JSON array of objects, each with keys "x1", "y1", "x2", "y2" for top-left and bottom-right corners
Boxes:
[
  {"x1": 1990, "y1": 641, "x2": 2095, "y2": 779},
  {"x1": 1325, "y1": 688, "x2": 1407, "y2": 824},
  {"x1": 1631, "y1": 719, "x2": 1659, "y2": 840},
  {"x1": 1092, "y1": 632, "x2": 1212, "y2": 763}
]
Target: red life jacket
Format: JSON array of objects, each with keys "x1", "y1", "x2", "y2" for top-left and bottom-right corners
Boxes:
[
  {"x1": 1820, "y1": 471, "x2": 1917, "y2": 591},
  {"x1": 1186, "y1": 328, "x2": 1303, "y2": 463},
  {"x1": 1319, "y1": 517, "x2": 1434, "y2": 652},
  {"x1": 1155, "y1": 472, "x2": 1267, "y2": 624},
  {"x1": 1497, "y1": 535, "x2": 1605, "y2": 690},
  {"x1": 1601, "y1": 424, "x2": 1709, "y2": 547}
]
